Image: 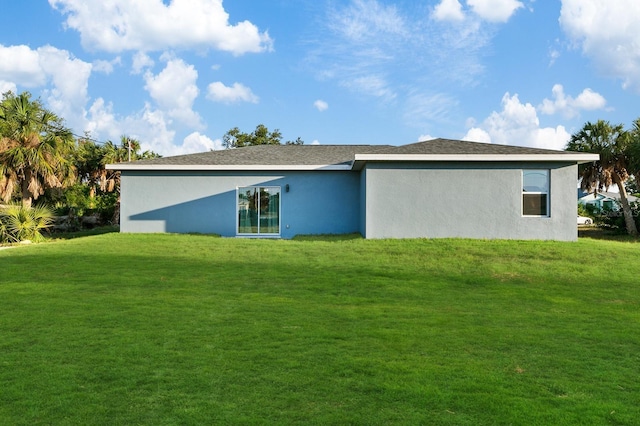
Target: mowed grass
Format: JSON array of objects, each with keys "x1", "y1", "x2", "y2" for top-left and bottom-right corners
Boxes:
[{"x1": 0, "y1": 233, "x2": 639, "y2": 425}]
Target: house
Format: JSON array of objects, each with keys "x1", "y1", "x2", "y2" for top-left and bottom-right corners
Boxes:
[
  {"x1": 578, "y1": 190, "x2": 638, "y2": 213},
  {"x1": 106, "y1": 138, "x2": 599, "y2": 241}
]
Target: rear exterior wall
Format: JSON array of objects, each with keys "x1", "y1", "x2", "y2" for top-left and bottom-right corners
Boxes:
[
  {"x1": 119, "y1": 170, "x2": 360, "y2": 238},
  {"x1": 361, "y1": 161, "x2": 578, "y2": 241}
]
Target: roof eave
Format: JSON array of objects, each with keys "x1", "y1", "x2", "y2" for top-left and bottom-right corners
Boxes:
[
  {"x1": 105, "y1": 163, "x2": 354, "y2": 171},
  {"x1": 354, "y1": 153, "x2": 600, "y2": 164}
]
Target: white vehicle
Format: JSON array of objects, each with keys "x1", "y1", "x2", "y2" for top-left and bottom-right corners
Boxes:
[{"x1": 577, "y1": 216, "x2": 593, "y2": 225}]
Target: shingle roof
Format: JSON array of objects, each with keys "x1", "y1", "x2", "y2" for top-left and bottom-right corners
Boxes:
[
  {"x1": 375, "y1": 138, "x2": 578, "y2": 155},
  {"x1": 123, "y1": 144, "x2": 392, "y2": 167},
  {"x1": 107, "y1": 138, "x2": 598, "y2": 170}
]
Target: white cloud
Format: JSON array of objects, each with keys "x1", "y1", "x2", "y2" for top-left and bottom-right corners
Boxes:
[
  {"x1": 548, "y1": 48, "x2": 561, "y2": 66},
  {"x1": 403, "y1": 92, "x2": 459, "y2": 127},
  {"x1": 143, "y1": 58, "x2": 202, "y2": 128},
  {"x1": 464, "y1": 92, "x2": 571, "y2": 150},
  {"x1": 131, "y1": 52, "x2": 154, "y2": 75},
  {"x1": 0, "y1": 44, "x2": 48, "y2": 87},
  {"x1": 341, "y1": 75, "x2": 396, "y2": 100},
  {"x1": 463, "y1": 127, "x2": 491, "y2": 143},
  {"x1": 314, "y1": 99, "x2": 329, "y2": 111},
  {"x1": 330, "y1": 0, "x2": 408, "y2": 43},
  {"x1": 418, "y1": 134, "x2": 436, "y2": 141},
  {"x1": 92, "y1": 57, "x2": 121, "y2": 74},
  {"x1": 311, "y1": 140, "x2": 321, "y2": 145},
  {"x1": 84, "y1": 98, "x2": 118, "y2": 139},
  {"x1": 85, "y1": 100, "x2": 220, "y2": 156},
  {"x1": 0, "y1": 44, "x2": 92, "y2": 130},
  {"x1": 538, "y1": 84, "x2": 606, "y2": 118},
  {"x1": 206, "y1": 81, "x2": 259, "y2": 104},
  {"x1": 560, "y1": 0, "x2": 640, "y2": 92},
  {"x1": 180, "y1": 132, "x2": 224, "y2": 153},
  {"x1": 433, "y1": 0, "x2": 465, "y2": 22},
  {"x1": 311, "y1": 0, "x2": 493, "y2": 107},
  {"x1": 48, "y1": 0, "x2": 272, "y2": 55},
  {"x1": 0, "y1": 81, "x2": 17, "y2": 94},
  {"x1": 467, "y1": 0, "x2": 524, "y2": 23}
]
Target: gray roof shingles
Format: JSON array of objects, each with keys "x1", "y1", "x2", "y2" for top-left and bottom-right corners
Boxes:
[{"x1": 112, "y1": 138, "x2": 587, "y2": 168}]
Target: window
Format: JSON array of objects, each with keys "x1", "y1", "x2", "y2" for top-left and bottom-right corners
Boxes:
[
  {"x1": 237, "y1": 186, "x2": 280, "y2": 235},
  {"x1": 522, "y1": 170, "x2": 549, "y2": 216}
]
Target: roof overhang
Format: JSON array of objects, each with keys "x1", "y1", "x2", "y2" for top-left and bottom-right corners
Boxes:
[
  {"x1": 351, "y1": 153, "x2": 600, "y2": 170},
  {"x1": 105, "y1": 163, "x2": 353, "y2": 171},
  {"x1": 107, "y1": 152, "x2": 600, "y2": 172}
]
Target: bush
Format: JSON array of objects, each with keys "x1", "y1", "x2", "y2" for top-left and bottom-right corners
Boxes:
[
  {"x1": 594, "y1": 201, "x2": 640, "y2": 232},
  {"x1": 0, "y1": 203, "x2": 54, "y2": 243}
]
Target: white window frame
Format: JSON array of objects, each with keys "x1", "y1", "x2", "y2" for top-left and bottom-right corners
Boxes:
[
  {"x1": 522, "y1": 170, "x2": 550, "y2": 217},
  {"x1": 236, "y1": 186, "x2": 281, "y2": 236}
]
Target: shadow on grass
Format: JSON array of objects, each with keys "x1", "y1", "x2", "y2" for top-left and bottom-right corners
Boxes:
[
  {"x1": 578, "y1": 226, "x2": 640, "y2": 242},
  {"x1": 292, "y1": 233, "x2": 363, "y2": 242},
  {"x1": 47, "y1": 225, "x2": 120, "y2": 241}
]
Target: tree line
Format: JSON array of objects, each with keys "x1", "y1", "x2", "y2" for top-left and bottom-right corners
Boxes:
[
  {"x1": 0, "y1": 91, "x2": 158, "y2": 238},
  {"x1": 2, "y1": 90, "x2": 640, "y2": 238},
  {"x1": 567, "y1": 119, "x2": 640, "y2": 236}
]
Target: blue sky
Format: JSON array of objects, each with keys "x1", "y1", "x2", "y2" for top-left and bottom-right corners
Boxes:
[{"x1": 1, "y1": 0, "x2": 639, "y2": 156}]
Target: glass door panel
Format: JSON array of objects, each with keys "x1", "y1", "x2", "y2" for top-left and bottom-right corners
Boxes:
[
  {"x1": 259, "y1": 187, "x2": 280, "y2": 234},
  {"x1": 237, "y1": 186, "x2": 280, "y2": 235}
]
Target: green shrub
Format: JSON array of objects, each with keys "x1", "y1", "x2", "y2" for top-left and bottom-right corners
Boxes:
[{"x1": 0, "y1": 203, "x2": 54, "y2": 243}]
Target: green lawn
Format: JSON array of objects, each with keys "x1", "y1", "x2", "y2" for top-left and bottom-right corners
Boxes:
[{"x1": 1, "y1": 233, "x2": 639, "y2": 425}]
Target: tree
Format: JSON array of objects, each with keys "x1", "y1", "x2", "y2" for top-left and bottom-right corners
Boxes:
[
  {"x1": 0, "y1": 92, "x2": 75, "y2": 208},
  {"x1": 222, "y1": 124, "x2": 303, "y2": 148},
  {"x1": 566, "y1": 120, "x2": 638, "y2": 236},
  {"x1": 628, "y1": 118, "x2": 640, "y2": 194},
  {"x1": 98, "y1": 135, "x2": 160, "y2": 223}
]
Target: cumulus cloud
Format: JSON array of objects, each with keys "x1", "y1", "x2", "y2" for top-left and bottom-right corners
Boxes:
[
  {"x1": 180, "y1": 132, "x2": 224, "y2": 153},
  {"x1": 314, "y1": 99, "x2": 329, "y2": 111},
  {"x1": 92, "y1": 57, "x2": 121, "y2": 74},
  {"x1": 463, "y1": 127, "x2": 491, "y2": 143},
  {"x1": 0, "y1": 44, "x2": 49, "y2": 88},
  {"x1": 467, "y1": 0, "x2": 524, "y2": 23},
  {"x1": 49, "y1": 0, "x2": 273, "y2": 55},
  {"x1": 433, "y1": 0, "x2": 523, "y2": 23},
  {"x1": 538, "y1": 84, "x2": 606, "y2": 118},
  {"x1": 464, "y1": 92, "x2": 571, "y2": 150},
  {"x1": 560, "y1": 0, "x2": 640, "y2": 92},
  {"x1": 85, "y1": 99, "x2": 179, "y2": 155},
  {"x1": 143, "y1": 57, "x2": 202, "y2": 128},
  {"x1": 0, "y1": 44, "x2": 92, "y2": 130},
  {"x1": 418, "y1": 134, "x2": 436, "y2": 142},
  {"x1": 206, "y1": 81, "x2": 259, "y2": 104},
  {"x1": 85, "y1": 100, "x2": 219, "y2": 156},
  {"x1": 0, "y1": 81, "x2": 17, "y2": 94},
  {"x1": 433, "y1": 0, "x2": 465, "y2": 22},
  {"x1": 131, "y1": 52, "x2": 154, "y2": 74}
]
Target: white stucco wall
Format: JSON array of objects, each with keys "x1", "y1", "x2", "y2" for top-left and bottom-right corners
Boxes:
[{"x1": 362, "y1": 162, "x2": 578, "y2": 241}]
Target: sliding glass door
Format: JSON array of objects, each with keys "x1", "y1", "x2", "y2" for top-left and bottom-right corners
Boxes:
[{"x1": 237, "y1": 186, "x2": 280, "y2": 236}]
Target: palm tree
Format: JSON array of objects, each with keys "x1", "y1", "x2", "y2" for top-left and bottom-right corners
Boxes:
[
  {"x1": 566, "y1": 120, "x2": 638, "y2": 236},
  {"x1": 0, "y1": 92, "x2": 75, "y2": 208},
  {"x1": 628, "y1": 118, "x2": 640, "y2": 190}
]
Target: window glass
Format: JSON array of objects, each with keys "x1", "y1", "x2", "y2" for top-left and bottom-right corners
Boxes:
[
  {"x1": 522, "y1": 170, "x2": 549, "y2": 216},
  {"x1": 523, "y1": 170, "x2": 549, "y2": 193},
  {"x1": 238, "y1": 186, "x2": 280, "y2": 235}
]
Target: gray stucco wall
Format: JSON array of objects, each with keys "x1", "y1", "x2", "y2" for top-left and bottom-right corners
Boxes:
[
  {"x1": 362, "y1": 162, "x2": 578, "y2": 241},
  {"x1": 120, "y1": 170, "x2": 360, "y2": 238}
]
